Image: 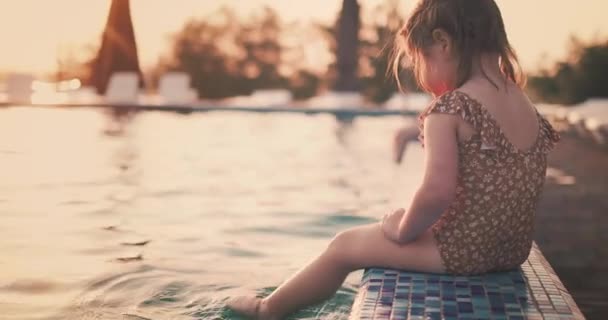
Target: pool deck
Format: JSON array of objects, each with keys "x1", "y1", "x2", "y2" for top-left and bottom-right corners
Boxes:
[
  {"x1": 534, "y1": 134, "x2": 608, "y2": 318},
  {"x1": 348, "y1": 243, "x2": 585, "y2": 320}
]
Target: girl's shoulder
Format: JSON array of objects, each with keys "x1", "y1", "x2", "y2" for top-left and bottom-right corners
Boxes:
[
  {"x1": 418, "y1": 89, "x2": 561, "y2": 154},
  {"x1": 418, "y1": 90, "x2": 480, "y2": 124},
  {"x1": 417, "y1": 90, "x2": 477, "y2": 147}
]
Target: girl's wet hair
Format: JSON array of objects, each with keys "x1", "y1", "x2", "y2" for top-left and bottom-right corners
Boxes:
[{"x1": 392, "y1": 0, "x2": 525, "y2": 92}]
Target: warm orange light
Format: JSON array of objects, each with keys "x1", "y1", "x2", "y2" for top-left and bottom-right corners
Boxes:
[{"x1": 0, "y1": 0, "x2": 607, "y2": 74}]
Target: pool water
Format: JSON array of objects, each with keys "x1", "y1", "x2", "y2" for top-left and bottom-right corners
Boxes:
[{"x1": 0, "y1": 107, "x2": 424, "y2": 320}]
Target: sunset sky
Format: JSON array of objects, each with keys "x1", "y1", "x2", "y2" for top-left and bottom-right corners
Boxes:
[{"x1": 0, "y1": 0, "x2": 606, "y2": 75}]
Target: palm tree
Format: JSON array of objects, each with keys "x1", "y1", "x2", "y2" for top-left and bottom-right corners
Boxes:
[
  {"x1": 334, "y1": 0, "x2": 361, "y2": 92},
  {"x1": 90, "y1": 0, "x2": 142, "y2": 94}
]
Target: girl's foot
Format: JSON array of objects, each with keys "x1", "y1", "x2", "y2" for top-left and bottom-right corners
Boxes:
[
  {"x1": 227, "y1": 296, "x2": 278, "y2": 320},
  {"x1": 226, "y1": 295, "x2": 262, "y2": 319}
]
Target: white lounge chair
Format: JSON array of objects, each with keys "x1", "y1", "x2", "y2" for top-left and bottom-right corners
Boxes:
[
  {"x1": 306, "y1": 91, "x2": 365, "y2": 109},
  {"x1": 250, "y1": 89, "x2": 292, "y2": 107},
  {"x1": 158, "y1": 72, "x2": 197, "y2": 104},
  {"x1": 566, "y1": 99, "x2": 608, "y2": 141},
  {"x1": 6, "y1": 73, "x2": 34, "y2": 104},
  {"x1": 105, "y1": 72, "x2": 139, "y2": 104},
  {"x1": 585, "y1": 117, "x2": 608, "y2": 146},
  {"x1": 580, "y1": 99, "x2": 608, "y2": 146}
]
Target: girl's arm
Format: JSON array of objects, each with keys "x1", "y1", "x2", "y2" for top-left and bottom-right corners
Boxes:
[{"x1": 396, "y1": 113, "x2": 459, "y2": 244}]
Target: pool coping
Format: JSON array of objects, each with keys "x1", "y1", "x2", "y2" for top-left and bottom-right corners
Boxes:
[
  {"x1": 0, "y1": 101, "x2": 420, "y2": 118},
  {"x1": 348, "y1": 242, "x2": 585, "y2": 320}
]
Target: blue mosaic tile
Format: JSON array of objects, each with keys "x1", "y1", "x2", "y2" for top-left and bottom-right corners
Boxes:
[{"x1": 348, "y1": 243, "x2": 585, "y2": 320}]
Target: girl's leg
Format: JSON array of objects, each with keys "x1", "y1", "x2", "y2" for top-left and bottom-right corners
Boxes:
[
  {"x1": 393, "y1": 124, "x2": 419, "y2": 164},
  {"x1": 227, "y1": 222, "x2": 445, "y2": 320}
]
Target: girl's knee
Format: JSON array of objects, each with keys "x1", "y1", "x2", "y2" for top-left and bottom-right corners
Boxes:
[
  {"x1": 327, "y1": 228, "x2": 356, "y2": 251},
  {"x1": 326, "y1": 230, "x2": 347, "y2": 256},
  {"x1": 325, "y1": 228, "x2": 364, "y2": 268}
]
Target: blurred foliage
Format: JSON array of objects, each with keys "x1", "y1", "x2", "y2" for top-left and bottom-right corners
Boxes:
[
  {"x1": 157, "y1": 1, "x2": 418, "y2": 103},
  {"x1": 359, "y1": 0, "x2": 420, "y2": 102},
  {"x1": 59, "y1": 2, "x2": 606, "y2": 106},
  {"x1": 320, "y1": 0, "x2": 419, "y2": 103},
  {"x1": 527, "y1": 37, "x2": 608, "y2": 105},
  {"x1": 53, "y1": 46, "x2": 96, "y2": 83},
  {"x1": 156, "y1": 7, "x2": 288, "y2": 99}
]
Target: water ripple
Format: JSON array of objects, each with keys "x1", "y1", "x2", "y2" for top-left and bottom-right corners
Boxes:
[{"x1": 0, "y1": 279, "x2": 65, "y2": 294}]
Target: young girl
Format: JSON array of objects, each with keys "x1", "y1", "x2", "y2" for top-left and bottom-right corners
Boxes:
[{"x1": 228, "y1": 0, "x2": 560, "y2": 318}]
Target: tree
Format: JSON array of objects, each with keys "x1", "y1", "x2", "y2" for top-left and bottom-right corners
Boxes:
[
  {"x1": 527, "y1": 38, "x2": 608, "y2": 105},
  {"x1": 158, "y1": 7, "x2": 294, "y2": 99},
  {"x1": 90, "y1": 0, "x2": 142, "y2": 94},
  {"x1": 334, "y1": 0, "x2": 361, "y2": 92},
  {"x1": 323, "y1": 0, "x2": 419, "y2": 104},
  {"x1": 360, "y1": 0, "x2": 419, "y2": 103}
]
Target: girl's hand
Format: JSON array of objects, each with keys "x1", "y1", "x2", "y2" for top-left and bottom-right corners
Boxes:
[{"x1": 381, "y1": 208, "x2": 406, "y2": 244}]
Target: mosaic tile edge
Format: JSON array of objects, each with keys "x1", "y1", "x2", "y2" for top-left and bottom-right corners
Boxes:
[{"x1": 347, "y1": 242, "x2": 586, "y2": 320}]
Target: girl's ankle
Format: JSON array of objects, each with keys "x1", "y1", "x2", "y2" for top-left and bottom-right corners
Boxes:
[{"x1": 257, "y1": 298, "x2": 278, "y2": 320}]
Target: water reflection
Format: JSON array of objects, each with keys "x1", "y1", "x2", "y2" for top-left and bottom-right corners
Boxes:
[
  {"x1": 103, "y1": 106, "x2": 138, "y2": 137},
  {"x1": 334, "y1": 118, "x2": 354, "y2": 149}
]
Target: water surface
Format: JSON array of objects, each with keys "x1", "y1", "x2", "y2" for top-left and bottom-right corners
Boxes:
[{"x1": 0, "y1": 107, "x2": 424, "y2": 319}]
